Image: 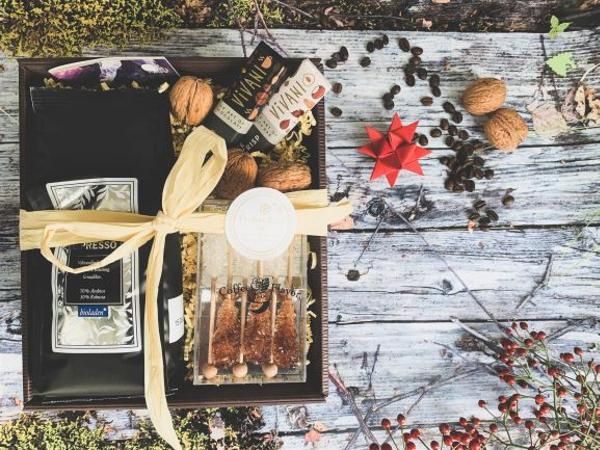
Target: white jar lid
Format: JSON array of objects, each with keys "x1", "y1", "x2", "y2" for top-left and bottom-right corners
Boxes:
[{"x1": 225, "y1": 187, "x2": 297, "y2": 261}]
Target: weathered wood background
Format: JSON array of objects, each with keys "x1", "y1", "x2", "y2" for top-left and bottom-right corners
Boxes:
[{"x1": 1, "y1": 25, "x2": 600, "y2": 448}]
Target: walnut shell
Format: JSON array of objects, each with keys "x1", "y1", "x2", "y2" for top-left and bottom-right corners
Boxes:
[
  {"x1": 462, "y1": 78, "x2": 507, "y2": 116},
  {"x1": 484, "y1": 108, "x2": 528, "y2": 152},
  {"x1": 257, "y1": 163, "x2": 312, "y2": 192},
  {"x1": 214, "y1": 148, "x2": 258, "y2": 199},
  {"x1": 169, "y1": 76, "x2": 214, "y2": 126}
]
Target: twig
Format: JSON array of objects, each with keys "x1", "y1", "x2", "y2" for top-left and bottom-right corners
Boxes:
[
  {"x1": 449, "y1": 317, "x2": 503, "y2": 354},
  {"x1": 253, "y1": 0, "x2": 275, "y2": 41},
  {"x1": 352, "y1": 211, "x2": 385, "y2": 268},
  {"x1": 0, "y1": 106, "x2": 18, "y2": 124},
  {"x1": 271, "y1": 0, "x2": 315, "y2": 19},
  {"x1": 329, "y1": 366, "x2": 378, "y2": 445},
  {"x1": 238, "y1": 23, "x2": 248, "y2": 57},
  {"x1": 367, "y1": 344, "x2": 381, "y2": 390},
  {"x1": 515, "y1": 254, "x2": 553, "y2": 310},
  {"x1": 431, "y1": 341, "x2": 498, "y2": 376},
  {"x1": 407, "y1": 184, "x2": 425, "y2": 221},
  {"x1": 547, "y1": 317, "x2": 600, "y2": 341}
]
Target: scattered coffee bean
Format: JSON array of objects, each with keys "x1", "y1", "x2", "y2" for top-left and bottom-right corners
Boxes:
[
  {"x1": 382, "y1": 34, "x2": 389, "y2": 45},
  {"x1": 479, "y1": 216, "x2": 491, "y2": 226},
  {"x1": 429, "y1": 74, "x2": 440, "y2": 87},
  {"x1": 452, "y1": 111, "x2": 463, "y2": 123},
  {"x1": 404, "y1": 64, "x2": 416, "y2": 75},
  {"x1": 484, "y1": 169, "x2": 494, "y2": 179},
  {"x1": 326, "y1": 59, "x2": 338, "y2": 69},
  {"x1": 463, "y1": 144, "x2": 474, "y2": 155},
  {"x1": 418, "y1": 135, "x2": 429, "y2": 146},
  {"x1": 330, "y1": 107, "x2": 343, "y2": 117},
  {"x1": 430, "y1": 128, "x2": 442, "y2": 138},
  {"x1": 473, "y1": 199, "x2": 486, "y2": 210},
  {"x1": 474, "y1": 168, "x2": 484, "y2": 179},
  {"x1": 431, "y1": 85, "x2": 442, "y2": 97},
  {"x1": 468, "y1": 212, "x2": 481, "y2": 221},
  {"x1": 473, "y1": 141, "x2": 486, "y2": 151},
  {"x1": 453, "y1": 142, "x2": 464, "y2": 152},
  {"x1": 458, "y1": 129, "x2": 469, "y2": 140},
  {"x1": 410, "y1": 56, "x2": 422, "y2": 66},
  {"x1": 473, "y1": 156, "x2": 485, "y2": 166},
  {"x1": 440, "y1": 118, "x2": 449, "y2": 130},
  {"x1": 383, "y1": 92, "x2": 394, "y2": 103},
  {"x1": 412, "y1": 133, "x2": 420, "y2": 143},
  {"x1": 360, "y1": 57, "x2": 371, "y2": 67},
  {"x1": 443, "y1": 101, "x2": 456, "y2": 113},
  {"x1": 464, "y1": 165, "x2": 474, "y2": 179},
  {"x1": 486, "y1": 209, "x2": 499, "y2": 221},
  {"x1": 502, "y1": 195, "x2": 515, "y2": 207},
  {"x1": 332, "y1": 82, "x2": 343, "y2": 94},
  {"x1": 399, "y1": 38, "x2": 410, "y2": 52},
  {"x1": 421, "y1": 96, "x2": 433, "y2": 106},
  {"x1": 448, "y1": 125, "x2": 458, "y2": 136},
  {"x1": 405, "y1": 74, "x2": 416, "y2": 87},
  {"x1": 417, "y1": 67, "x2": 428, "y2": 80},
  {"x1": 411, "y1": 46, "x2": 423, "y2": 56},
  {"x1": 464, "y1": 180, "x2": 475, "y2": 192},
  {"x1": 444, "y1": 178, "x2": 455, "y2": 190},
  {"x1": 374, "y1": 38, "x2": 384, "y2": 50},
  {"x1": 384, "y1": 100, "x2": 395, "y2": 110},
  {"x1": 453, "y1": 184, "x2": 465, "y2": 193},
  {"x1": 331, "y1": 52, "x2": 341, "y2": 62},
  {"x1": 391, "y1": 84, "x2": 401, "y2": 95},
  {"x1": 457, "y1": 149, "x2": 468, "y2": 163},
  {"x1": 339, "y1": 46, "x2": 349, "y2": 61},
  {"x1": 445, "y1": 136, "x2": 455, "y2": 147},
  {"x1": 366, "y1": 41, "x2": 375, "y2": 53},
  {"x1": 439, "y1": 156, "x2": 450, "y2": 165},
  {"x1": 346, "y1": 269, "x2": 361, "y2": 281}
]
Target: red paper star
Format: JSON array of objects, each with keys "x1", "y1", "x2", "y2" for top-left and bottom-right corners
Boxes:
[{"x1": 358, "y1": 113, "x2": 431, "y2": 187}]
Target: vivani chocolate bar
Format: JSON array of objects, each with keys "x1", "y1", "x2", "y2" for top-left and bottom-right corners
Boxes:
[
  {"x1": 239, "y1": 59, "x2": 331, "y2": 153},
  {"x1": 203, "y1": 41, "x2": 287, "y2": 145}
]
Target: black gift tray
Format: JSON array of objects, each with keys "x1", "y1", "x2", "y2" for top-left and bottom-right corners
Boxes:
[{"x1": 19, "y1": 57, "x2": 329, "y2": 409}]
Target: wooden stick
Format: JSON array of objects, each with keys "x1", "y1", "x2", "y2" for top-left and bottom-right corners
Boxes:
[
  {"x1": 201, "y1": 277, "x2": 218, "y2": 379},
  {"x1": 286, "y1": 242, "x2": 294, "y2": 289},
  {"x1": 239, "y1": 281, "x2": 248, "y2": 364},
  {"x1": 226, "y1": 243, "x2": 234, "y2": 288}
]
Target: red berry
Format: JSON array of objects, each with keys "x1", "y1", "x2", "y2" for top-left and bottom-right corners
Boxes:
[
  {"x1": 500, "y1": 338, "x2": 512, "y2": 350},
  {"x1": 517, "y1": 380, "x2": 528, "y2": 388},
  {"x1": 515, "y1": 348, "x2": 527, "y2": 357},
  {"x1": 550, "y1": 446, "x2": 558, "y2": 450},
  {"x1": 396, "y1": 414, "x2": 406, "y2": 426},
  {"x1": 524, "y1": 339, "x2": 534, "y2": 348},
  {"x1": 512, "y1": 414, "x2": 522, "y2": 425},
  {"x1": 381, "y1": 418, "x2": 391, "y2": 430},
  {"x1": 439, "y1": 424, "x2": 451, "y2": 435},
  {"x1": 540, "y1": 403, "x2": 551, "y2": 416},
  {"x1": 459, "y1": 417, "x2": 468, "y2": 427},
  {"x1": 443, "y1": 435, "x2": 452, "y2": 446},
  {"x1": 498, "y1": 395, "x2": 507, "y2": 402},
  {"x1": 535, "y1": 394, "x2": 545, "y2": 404},
  {"x1": 594, "y1": 364, "x2": 600, "y2": 374},
  {"x1": 403, "y1": 433, "x2": 411, "y2": 443},
  {"x1": 574, "y1": 347, "x2": 583, "y2": 356},
  {"x1": 406, "y1": 443, "x2": 416, "y2": 450},
  {"x1": 410, "y1": 428, "x2": 420, "y2": 439},
  {"x1": 536, "y1": 331, "x2": 547, "y2": 340},
  {"x1": 381, "y1": 444, "x2": 393, "y2": 450},
  {"x1": 557, "y1": 386, "x2": 567, "y2": 397},
  {"x1": 460, "y1": 433, "x2": 470, "y2": 445},
  {"x1": 498, "y1": 402, "x2": 507, "y2": 413},
  {"x1": 525, "y1": 420, "x2": 534, "y2": 430},
  {"x1": 369, "y1": 444, "x2": 380, "y2": 450},
  {"x1": 577, "y1": 404, "x2": 586, "y2": 414},
  {"x1": 469, "y1": 441, "x2": 481, "y2": 450},
  {"x1": 560, "y1": 353, "x2": 575, "y2": 363},
  {"x1": 489, "y1": 423, "x2": 499, "y2": 433},
  {"x1": 519, "y1": 322, "x2": 529, "y2": 330},
  {"x1": 471, "y1": 417, "x2": 480, "y2": 427},
  {"x1": 511, "y1": 322, "x2": 518, "y2": 330},
  {"x1": 548, "y1": 367, "x2": 559, "y2": 378},
  {"x1": 431, "y1": 440, "x2": 440, "y2": 450},
  {"x1": 478, "y1": 400, "x2": 486, "y2": 408}
]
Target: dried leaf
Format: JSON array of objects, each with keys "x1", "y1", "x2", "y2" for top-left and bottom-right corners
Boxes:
[
  {"x1": 432, "y1": 0, "x2": 450, "y2": 3},
  {"x1": 526, "y1": 100, "x2": 569, "y2": 138},
  {"x1": 575, "y1": 84, "x2": 587, "y2": 118},
  {"x1": 546, "y1": 52, "x2": 576, "y2": 77},
  {"x1": 561, "y1": 86, "x2": 580, "y2": 123},
  {"x1": 421, "y1": 18, "x2": 433, "y2": 30},
  {"x1": 304, "y1": 428, "x2": 321, "y2": 443},
  {"x1": 548, "y1": 15, "x2": 571, "y2": 39}
]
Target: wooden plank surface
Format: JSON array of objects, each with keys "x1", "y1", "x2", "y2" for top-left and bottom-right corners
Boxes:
[{"x1": 1, "y1": 27, "x2": 600, "y2": 448}]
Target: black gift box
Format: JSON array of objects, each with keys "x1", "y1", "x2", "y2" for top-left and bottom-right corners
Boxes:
[{"x1": 19, "y1": 57, "x2": 329, "y2": 409}]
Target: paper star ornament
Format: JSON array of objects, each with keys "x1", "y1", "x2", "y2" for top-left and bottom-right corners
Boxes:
[{"x1": 358, "y1": 113, "x2": 431, "y2": 187}]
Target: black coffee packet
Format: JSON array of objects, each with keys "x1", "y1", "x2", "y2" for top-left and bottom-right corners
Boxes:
[{"x1": 23, "y1": 88, "x2": 184, "y2": 402}]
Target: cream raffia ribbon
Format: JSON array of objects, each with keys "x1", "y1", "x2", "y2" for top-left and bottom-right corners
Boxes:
[{"x1": 19, "y1": 126, "x2": 352, "y2": 450}]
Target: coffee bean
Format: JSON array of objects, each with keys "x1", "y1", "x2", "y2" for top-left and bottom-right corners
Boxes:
[
  {"x1": 464, "y1": 165, "x2": 474, "y2": 179},
  {"x1": 473, "y1": 156, "x2": 485, "y2": 166},
  {"x1": 417, "y1": 67, "x2": 428, "y2": 80},
  {"x1": 473, "y1": 141, "x2": 486, "y2": 152},
  {"x1": 453, "y1": 183, "x2": 465, "y2": 193},
  {"x1": 326, "y1": 59, "x2": 338, "y2": 69},
  {"x1": 339, "y1": 46, "x2": 349, "y2": 61},
  {"x1": 479, "y1": 216, "x2": 491, "y2": 226},
  {"x1": 486, "y1": 209, "x2": 499, "y2": 221},
  {"x1": 360, "y1": 57, "x2": 371, "y2": 67},
  {"x1": 444, "y1": 178, "x2": 455, "y2": 191},
  {"x1": 330, "y1": 107, "x2": 342, "y2": 117},
  {"x1": 374, "y1": 38, "x2": 384, "y2": 50},
  {"x1": 383, "y1": 92, "x2": 394, "y2": 103},
  {"x1": 463, "y1": 144, "x2": 474, "y2": 154},
  {"x1": 429, "y1": 74, "x2": 440, "y2": 87},
  {"x1": 346, "y1": 269, "x2": 361, "y2": 281},
  {"x1": 391, "y1": 84, "x2": 401, "y2": 95},
  {"x1": 410, "y1": 56, "x2": 422, "y2": 66},
  {"x1": 431, "y1": 86, "x2": 442, "y2": 97},
  {"x1": 411, "y1": 46, "x2": 423, "y2": 56},
  {"x1": 452, "y1": 141, "x2": 464, "y2": 152},
  {"x1": 430, "y1": 128, "x2": 442, "y2": 138},
  {"x1": 473, "y1": 199, "x2": 486, "y2": 210},
  {"x1": 474, "y1": 168, "x2": 484, "y2": 179},
  {"x1": 405, "y1": 74, "x2": 416, "y2": 87},
  {"x1": 382, "y1": 34, "x2": 389, "y2": 45},
  {"x1": 458, "y1": 129, "x2": 469, "y2": 140},
  {"x1": 468, "y1": 212, "x2": 480, "y2": 221},
  {"x1": 332, "y1": 82, "x2": 343, "y2": 94},
  {"x1": 440, "y1": 118, "x2": 449, "y2": 130},
  {"x1": 439, "y1": 156, "x2": 450, "y2": 165},
  {"x1": 448, "y1": 125, "x2": 458, "y2": 136},
  {"x1": 366, "y1": 41, "x2": 375, "y2": 53},
  {"x1": 457, "y1": 149, "x2": 468, "y2": 163},
  {"x1": 404, "y1": 64, "x2": 416, "y2": 75},
  {"x1": 452, "y1": 111, "x2": 464, "y2": 123},
  {"x1": 502, "y1": 195, "x2": 515, "y2": 207},
  {"x1": 418, "y1": 135, "x2": 429, "y2": 146},
  {"x1": 484, "y1": 169, "x2": 494, "y2": 179},
  {"x1": 443, "y1": 101, "x2": 456, "y2": 113},
  {"x1": 412, "y1": 133, "x2": 420, "y2": 143},
  {"x1": 384, "y1": 100, "x2": 395, "y2": 110},
  {"x1": 421, "y1": 96, "x2": 433, "y2": 106},
  {"x1": 399, "y1": 37, "x2": 411, "y2": 52},
  {"x1": 445, "y1": 136, "x2": 454, "y2": 147},
  {"x1": 479, "y1": 224, "x2": 491, "y2": 231},
  {"x1": 464, "y1": 180, "x2": 475, "y2": 192}
]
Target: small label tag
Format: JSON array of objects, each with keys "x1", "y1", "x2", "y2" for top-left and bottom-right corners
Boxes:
[
  {"x1": 77, "y1": 305, "x2": 109, "y2": 318},
  {"x1": 168, "y1": 294, "x2": 184, "y2": 344}
]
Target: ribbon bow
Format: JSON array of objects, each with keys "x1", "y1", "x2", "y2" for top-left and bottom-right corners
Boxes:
[{"x1": 19, "y1": 126, "x2": 352, "y2": 450}]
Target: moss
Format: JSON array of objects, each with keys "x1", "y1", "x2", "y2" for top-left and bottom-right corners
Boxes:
[
  {"x1": 0, "y1": 0, "x2": 182, "y2": 56},
  {"x1": 0, "y1": 413, "x2": 113, "y2": 450},
  {"x1": 210, "y1": 0, "x2": 283, "y2": 28}
]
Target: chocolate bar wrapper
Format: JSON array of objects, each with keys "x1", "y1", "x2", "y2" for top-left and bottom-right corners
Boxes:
[
  {"x1": 203, "y1": 42, "x2": 287, "y2": 145},
  {"x1": 239, "y1": 59, "x2": 330, "y2": 153}
]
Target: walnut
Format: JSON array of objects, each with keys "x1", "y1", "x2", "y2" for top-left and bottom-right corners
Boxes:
[
  {"x1": 257, "y1": 162, "x2": 312, "y2": 192},
  {"x1": 484, "y1": 108, "x2": 528, "y2": 152},
  {"x1": 214, "y1": 148, "x2": 258, "y2": 200},
  {"x1": 169, "y1": 76, "x2": 214, "y2": 125},
  {"x1": 462, "y1": 78, "x2": 507, "y2": 116}
]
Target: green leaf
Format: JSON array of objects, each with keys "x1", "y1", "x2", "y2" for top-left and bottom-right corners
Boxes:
[
  {"x1": 549, "y1": 15, "x2": 572, "y2": 39},
  {"x1": 546, "y1": 52, "x2": 576, "y2": 77}
]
